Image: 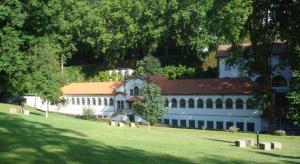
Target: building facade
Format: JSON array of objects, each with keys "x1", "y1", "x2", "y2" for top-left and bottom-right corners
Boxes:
[{"x1": 24, "y1": 75, "x2": 263, "y2": 132}]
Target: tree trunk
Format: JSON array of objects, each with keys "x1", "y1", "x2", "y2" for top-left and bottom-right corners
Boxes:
[
  {"x1": 61, "y1": 58, "x2": 64, "y2": 74},
  {"x1": 165, "y1": 45, "x2": 169, "y2": 56},
  {"x1": 46, "y1": 101, "x2": 49, "y2": 118}
]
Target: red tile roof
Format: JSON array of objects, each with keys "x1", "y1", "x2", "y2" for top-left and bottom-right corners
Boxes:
[
  {"x1": 216, "y1": 41, "x2": 287, "y2": 58},
  {"x1": 151, "y1": 76, "x2": 258, "y2": 95},
  {"x1": 62, "y1": 82, "x2": 124, "y2": 95},
  {"x1": 126, "y1": 96, "x2": 143, "y2": 102}
]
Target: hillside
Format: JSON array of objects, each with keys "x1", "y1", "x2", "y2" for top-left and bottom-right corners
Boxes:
[{"x1": 0, "y1": 103, "x2": 299, "y2": 163}]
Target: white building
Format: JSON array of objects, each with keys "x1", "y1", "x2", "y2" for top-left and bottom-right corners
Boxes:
[
  {"x1": 108, "y1": 68, "x2": 134, "y2": 80},
  {"x1": 25, "y1": 75, "x2": 263, "y2": 132},
  {"x1": 217, "y1": 42, "x2": 292, "y2": 93}
]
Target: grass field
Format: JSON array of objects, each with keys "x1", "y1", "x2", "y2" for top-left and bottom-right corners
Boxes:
[{"x1": 0, "y1": 103, "x2": 299, "y2": 164}]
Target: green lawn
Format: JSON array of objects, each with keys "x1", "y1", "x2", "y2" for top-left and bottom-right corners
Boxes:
[{"x1": 0, "y1": 103, "x2": 299, "y2": 164}]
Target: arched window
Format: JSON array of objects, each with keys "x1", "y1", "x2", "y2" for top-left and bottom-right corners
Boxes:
[
  {"x1": 82, "y1": 98, "x2": 85, "y2": 105},
  {"x1": 188, "y1": 98, "x2": 194, "y2": 108},
  {"x1": 216, "y1": 98, "x2": 223, "y2": 109},
  {"x1": 225, "y1": 98, "x2": 233, "y2": 109},
  {"x1": 98, "y1": 98, "x2": 101, "y2": 106},
  {"x1": 134, "y1": 86, "x2": 140, "y2": 96},
  {"x1": 171, "y1": 98, "x2": 177, "y2": 108},
  {"x1": 92, "y1": 98, "x2": 96, "y2": 105},
  {"x1": 104, "y1": 98, "x2": 108, "y2": 106},
  {"x1": 272, "y1": 76, "x2": 287, "y2": 87},
  {"x1": 72, "y1": 98, "x2": 75, "y2": 105},
  {"x1": 236, "y1": 99, "x2": 243, "y2": 109},
  {"x1": 197, "y1": 99, "x2": 203, "y2": 108},
  {"x1": 109, "y1": 98, "x2": 114, "y2": 106},
  {"x1": 76, "y1": 98, "x2": 80, "y2": 105},
  {"x1": 206, "y1": 99, "x2": 213, "y2": 109},
  {"x1": 180, "y1": 99, "x2": 186, "y2": 108},
  {"x1": 246, "y1": 99, "x2": 254, "y2": 109},
  {"x1": 87, "y1": 98, "x2": 90, "y2": 105},
  {"x1": 165, "y1": 99, "x2": 169, "y2": 107}
]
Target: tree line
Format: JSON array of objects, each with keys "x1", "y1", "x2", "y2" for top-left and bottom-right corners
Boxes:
[{"x1": 1, "y1": 0, "x2": 299, "y2": 127}]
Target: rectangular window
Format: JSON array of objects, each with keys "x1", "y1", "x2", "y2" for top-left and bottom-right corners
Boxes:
[
  {"x1": 130, "y1": 89, "x2": 133, "y2": 96},
  {"x1": 236, "y1": 122, "x2": 244, "y2": 131},
  {"x1": 216, "y1": 121, "x2": 223, "y2": 130},
  {"x1": 198, "y1": 120, "x2": 205, "y2": 129},
  {"x1": 226, "y1": 122, "x2": 234, "y2": 130},
  {"x1": 121, "y1": 101, "x2": 124, "y2": 109},
  {"x1": 117, "y1": 101, "x2": 120, "y2": 109},
  {"x1": 163, "y1": 119, "x2": 170, "y2": 125},
  {"x1": 207, "y1": 121, "x2": 214, "y2": 129},
  {"x1": 225, "y1": 62, "x2": 231, "y2": 71},
  {"x1": 180, "y1": 120, "x2": 186, "y2": 128},
  {"x1": 247, "y1": 123, "x2": 255, "y2": 132},
  {"x1": 189, "y1": 120, "x2": 195, "y2": 128},
  {"x1": 172, "y1": 119, "x2": 178, "y2": 127}
]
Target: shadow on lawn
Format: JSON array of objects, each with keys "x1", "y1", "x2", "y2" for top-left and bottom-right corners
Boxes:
[
  {"x1": 0, "y1": 112, "x2": 193, "y2": 164},
  {"x1": 248, "y1": 150, "x2": 300, "y2": 160},
  {"x1": 1, "y1": 112, "x2": 291, "y2": 164},
  {"x1": 203, "y1": 138, "x2": 234, "y2": 144}
]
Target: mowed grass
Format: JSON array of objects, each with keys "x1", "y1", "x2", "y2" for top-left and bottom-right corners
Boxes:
[{"x1": 0, "y1": 103, "x2": 299, "y2": 164}]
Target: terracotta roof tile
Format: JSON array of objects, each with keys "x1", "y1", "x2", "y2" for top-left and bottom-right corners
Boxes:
[
  {"x1": 216, "y1": 41, "x2": 287, "y2": 58},
  {"x1": 126, "y1": 96, "x2": 143, "y2": 102},
  {"x1": 151, "y1": 77, "x2": 258, "y2": 95},
  {"x1": 62, "y1": 82, "x2": 124, "y2": 95}
]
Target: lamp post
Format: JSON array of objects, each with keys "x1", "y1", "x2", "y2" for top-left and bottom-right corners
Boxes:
[{"x1": 256, "y1": 131, "x2": 260, "y2": 148}]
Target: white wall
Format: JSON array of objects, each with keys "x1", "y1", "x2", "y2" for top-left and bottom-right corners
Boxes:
[
  {"x1": 24, "y1": 78, "x2": 265, "y2": 131},
  {"x1": 162, "y1": 95, "x2": 262, "y2": 131},
  {"x1": 24, "y1": 94, "x2": 116, "y2": 117}
]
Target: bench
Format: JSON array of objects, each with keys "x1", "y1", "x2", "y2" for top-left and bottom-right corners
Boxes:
[
  {"x1": 271, "y1": 142, "x2": 282, "y2": 150},
  {"x1": 117, "y1": 122, "x2": 124, "y2": 127},
  {"x1": 245, "y1": 139, "x2": 254, "y2": 147},
  {"x1": 109, "y1": 121, "x2": 116, "y2": 126},
  {"x1": 9, "y1": 108, "x2": 18, "y2": 114},
  {"x1": 129, "y1": 122, "x2": 136, "y2": 127},
  {"x1": 24, "y1": 110, "x2": 30, "y2": 115},
  {"x1": 259, "y1": 142, "x2": 271, "y2": 150},
  {"x1": 235, "y1": 140, "x2": 246, "y2": 148}
]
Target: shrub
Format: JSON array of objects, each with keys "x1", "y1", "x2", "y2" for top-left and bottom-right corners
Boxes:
[
  {"x1": 201, "y1": 125, "x2": 206, "y2": 130},
  {"x1": 227, "y1": 126, "x2": 238, "y2": 132},
  {"x1": 273, "y1": 130, "x2": 286, "y2": 136},
  {"x1": 82, "y1": 107, "x2": 96, "y2": 120}
]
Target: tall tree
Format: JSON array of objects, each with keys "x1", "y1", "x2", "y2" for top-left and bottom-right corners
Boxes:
[
  {"x1": 25, "y1": 37, "x2": 63, "y2": 118},
  {"x1": 133, "y1": 82, "x2": 166, "y2": 125},
  {"x1": 209, "y1": 0, "x2": 300, "y2": 131},
  {"x1": 136, "y1": 55, "x2": 162, "y2": 77}
]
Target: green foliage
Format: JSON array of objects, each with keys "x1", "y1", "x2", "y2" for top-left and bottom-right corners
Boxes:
[
  {"x1": 64, "y1": 67, "x2": 86, "y2": 83},
  {"x1": 207, "y1": 0, "x2": 252, "y2": 44},
  {"x1": 136, "y1": 55, "x2": 162, "y2": 77},
  {"x1": 133, "y1": 83, "x2": 166, "y2": 125},
  {"x1": 162, "y1": 65, "x2": 195, "y2": 79},
  {"x1": 82, "y1": 107, "x2": 96, "y2": 120},
  {"x1": 110, "y1": 71, "x2": 119, "y2": 82},
  {"x1": 287, "y1": 70, "x2": 300, "y2": 125},
  {"x1": 25, "y1": 37, "x2": 63, "y2": 103},
  {"x1": 94, "y1": 71, "x2": 111, "y2": 82}
]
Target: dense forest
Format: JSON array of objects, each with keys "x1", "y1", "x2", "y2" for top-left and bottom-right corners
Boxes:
[{"x1": 1, "y1": 0, "x2": 299, "y2": 125}]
